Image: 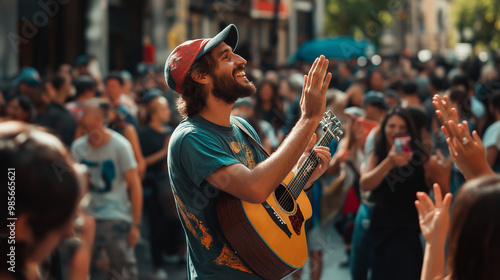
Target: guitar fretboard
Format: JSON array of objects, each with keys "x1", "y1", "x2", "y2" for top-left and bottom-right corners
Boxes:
[{"x1": 288, "y1": 128, "x2": 336, "y2": 200}]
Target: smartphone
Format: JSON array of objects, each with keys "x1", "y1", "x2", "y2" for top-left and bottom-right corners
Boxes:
[{"x1": 394, "y1": 133, "x2": 411, "y2": 153}]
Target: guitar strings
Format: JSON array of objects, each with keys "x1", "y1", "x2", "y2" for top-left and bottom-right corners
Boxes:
[
  {"x1": 278, "y1": 130, "x2": 330, "y2": 208},
  {"x1": 278, "y1": 130, "x2": 332, "y2": 210},
  {"x1": 276, "y1": 124, "x2": 340, "y2": 211}
]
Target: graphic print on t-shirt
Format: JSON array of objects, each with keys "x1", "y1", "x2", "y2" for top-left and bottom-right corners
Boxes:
[
  {"x1": 173, "y1": 191, "x2": 252, "y2": 274},
  {"x1": 81, "y1": 159, "x2": 116, "y2": 193},
  {"x1": 230, "y1": 141, "x2": 256, "y2": 169}
]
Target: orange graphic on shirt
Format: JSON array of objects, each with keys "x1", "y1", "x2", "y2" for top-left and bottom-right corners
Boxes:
[
  {"x1": 214, "y1": 244, "x2": 253, "y2": 274},
  {"x1": 230, "y1": 141, "x2": 256, "y2": 169},
  {"x1": 174, "y1": 192, "x2": 213, "y2": 250}
]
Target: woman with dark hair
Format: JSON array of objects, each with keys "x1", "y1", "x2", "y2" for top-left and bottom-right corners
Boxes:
[
  {"x1": 255, "y1": 79, "x2": 285, "y2": 131},
  {"x1": 366, "y1": 68, "x2": 386, "y2": 93},
  {"x1": 5, "y1": 96, "x2": 35, "y2": 123},
  {"x1": 0, "y1": 121, "x2": 92, "y2": 280},
  {"x1": 138, "y1": 92, "x2": 183, "y2": 279},
  {"x1": 359, "y1": 107, "x2": 449, "y2": 280},
  {"x1": 416, "y1": 176, "x2": 500, "y2": 280}
]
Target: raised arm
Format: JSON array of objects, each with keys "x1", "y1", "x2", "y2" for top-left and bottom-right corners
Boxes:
[
  {"x1": 206, "y1": 56, "x2": 332, "y2": 203},
  {"x1": 415, "y1": 183, "x2": 452, "y2": 280},
  {"x1": 433, "y1": 94, "x2": 494, "y2": 181},
  {"x1": 443, "y1": 120, "x2": 494, "y2": 180}
]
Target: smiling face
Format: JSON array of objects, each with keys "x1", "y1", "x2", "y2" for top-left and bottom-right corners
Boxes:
[
  {"x1": 208, "y1": 42, "x2": 256, "y2": 104},
  {"x1": 384, "y1": 115, "x2": 408, "y2": 147}
]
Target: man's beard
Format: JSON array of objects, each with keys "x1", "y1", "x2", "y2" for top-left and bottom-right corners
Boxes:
[{"x1": 210, "y1": 68, "x2": 256, "y2": 104}]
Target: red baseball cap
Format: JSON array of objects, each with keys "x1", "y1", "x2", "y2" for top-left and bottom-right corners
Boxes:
[{"x1": 164, "y1": 24, "x2": 239, "y2": 94}]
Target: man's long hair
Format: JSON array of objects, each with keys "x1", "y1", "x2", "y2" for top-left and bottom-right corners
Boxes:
[{"x1": 176, "y1": 54, "x2": 218, "y2": 118}]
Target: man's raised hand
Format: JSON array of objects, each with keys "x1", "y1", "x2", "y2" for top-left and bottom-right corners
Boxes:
[{"x1": 300, "y1": 56, "x2": 332, "y2": 121}]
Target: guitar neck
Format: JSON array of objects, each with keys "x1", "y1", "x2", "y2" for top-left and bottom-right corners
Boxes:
[{"x1": 287, "y1": 129, "x2": 336, "y2": 200}]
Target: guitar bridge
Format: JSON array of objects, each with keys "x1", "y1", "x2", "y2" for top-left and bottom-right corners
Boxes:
[{"x1": 262, "y1": 201, "x2": 292, "y2": 238}]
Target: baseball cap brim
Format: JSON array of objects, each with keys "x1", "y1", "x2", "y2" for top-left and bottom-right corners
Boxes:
[{"x1": 195, "y1": 24, "x2": 239, "y2": 60}]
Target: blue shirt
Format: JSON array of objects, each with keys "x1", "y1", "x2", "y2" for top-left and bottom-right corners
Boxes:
[{"x1": 168, "y1": 115, "x2": 266, "y2": 280}]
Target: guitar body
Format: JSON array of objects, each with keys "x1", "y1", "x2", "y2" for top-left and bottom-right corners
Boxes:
[
  {"x1": 217, "y1": 111, "x2": 342, "y2": 279},
  {"x1": 217, "y1": 172, "x2": 312, "y2": 280}
]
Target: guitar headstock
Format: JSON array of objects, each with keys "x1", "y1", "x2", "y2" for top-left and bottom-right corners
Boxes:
[{"x1": 320, "y1": 111, "x2": 343, "y2": 142}]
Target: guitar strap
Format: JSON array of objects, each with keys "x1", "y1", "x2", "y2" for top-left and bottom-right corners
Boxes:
[{"x1": 231, "y1": 117, "x2": 270, "y2": 158}]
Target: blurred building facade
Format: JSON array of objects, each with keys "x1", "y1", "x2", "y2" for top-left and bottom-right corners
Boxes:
[
  {"x1": 0, "y1": 0, "x2": 324, "y2": 81},
  {"x1": 375, "y1": 0, "x2": 451, "y2": 56}
]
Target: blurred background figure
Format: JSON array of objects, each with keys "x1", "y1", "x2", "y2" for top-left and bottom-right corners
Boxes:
[
  {"x1": 4, "y1": 95, "x2": 35, "y2": 123},
  {"x1": 71, "y1": 98, "x2": 142, "y2": 280},
  {"x1": 0, "y1": 121, "x2": 93, "y2": 280}
]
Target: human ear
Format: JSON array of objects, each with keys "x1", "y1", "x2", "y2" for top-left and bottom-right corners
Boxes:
[{"x1": 191, "y1": 72, "x2": 210, "y2": 85}]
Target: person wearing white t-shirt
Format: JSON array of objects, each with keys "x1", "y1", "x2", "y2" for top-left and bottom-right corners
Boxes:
[
  {"x1": 71, "y1": 98, "x2": 143, "y2": 279},
  {"x1": 482, "y1": 92, "x2": 500, "y2": 172}
]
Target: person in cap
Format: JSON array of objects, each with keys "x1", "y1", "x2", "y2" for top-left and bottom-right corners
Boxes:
[
  {"x1": 165, "y1": 24, "x2": 332, "y2": 279},
  {"x1": 363, "y1": 91, "x2": 388, "y2": 123}
]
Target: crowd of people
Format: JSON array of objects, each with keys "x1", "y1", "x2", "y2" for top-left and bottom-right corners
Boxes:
[{"x1": 1, "y1": 29, "x2": 500, "y2": 280}]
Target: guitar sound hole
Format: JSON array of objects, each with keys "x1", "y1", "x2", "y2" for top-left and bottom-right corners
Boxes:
[{"x1": 274, "y1": 185, "x2": 295, "y2": 212}]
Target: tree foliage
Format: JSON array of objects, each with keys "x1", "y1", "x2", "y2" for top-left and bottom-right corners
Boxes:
[
  {"x1": 324, "y1": 0, "x2": 399, "y2": 43},
  {"x1": 450, "y1": 0, "x2": 500, "y2": 48}
]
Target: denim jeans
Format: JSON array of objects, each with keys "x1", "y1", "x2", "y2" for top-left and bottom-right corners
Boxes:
[
  {"x1": 91, "y1": 219, "x2": 138, "y2": 280},
  {"x1": 350, "y1": 203, "x2": 373, "y2": 280}
]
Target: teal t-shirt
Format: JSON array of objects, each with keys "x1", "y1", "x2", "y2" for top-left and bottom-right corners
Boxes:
[{"x1": 168, "y1": 115, "x2": 267, "y2": 280}]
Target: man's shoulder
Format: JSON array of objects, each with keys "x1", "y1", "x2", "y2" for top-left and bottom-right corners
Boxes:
[{"x1": 171, "y1": 118, "x2": 213, "y2": 143}]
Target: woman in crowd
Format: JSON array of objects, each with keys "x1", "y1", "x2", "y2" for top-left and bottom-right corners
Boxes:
[
  {"x1": 421, "y1": 94, "x2": 498, "y2": 280},
  {"x1": 416, "y1": 120, "x2": 498, "y2": 279},
  {"x1": 417, "y1": 176, "x2": 500, "y2": 280},
  {"x1": 138, "y1": 91, "x2": 181, "y2": 280},
  {"x1": 359, "y1": 107, "x2": 449, "y2": 280},
  {"x1": 0, "y1": 121, "x2": 93, "y2": 280},
  {"x1": 255, "y1": 79, "x2": 285, "y2": 132}
]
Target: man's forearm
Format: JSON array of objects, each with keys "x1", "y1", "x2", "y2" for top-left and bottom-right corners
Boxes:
[{"x1": 207, "y1": 116, "x2": 323, "y2": 203}]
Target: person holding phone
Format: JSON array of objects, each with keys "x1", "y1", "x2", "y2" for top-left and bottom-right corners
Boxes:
[{"x1": 359, "y1": 107, "x2": 449, "y2": 280}]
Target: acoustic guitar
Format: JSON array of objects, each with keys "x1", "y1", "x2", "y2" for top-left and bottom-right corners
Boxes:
[{"x1": 217, "y1": 111, "x2": 343, "y2": 279}]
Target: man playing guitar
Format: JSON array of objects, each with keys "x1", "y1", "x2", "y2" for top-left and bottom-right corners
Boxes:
[{"x1": 165, "y1": 24, "x2": 332, "y2": 279}]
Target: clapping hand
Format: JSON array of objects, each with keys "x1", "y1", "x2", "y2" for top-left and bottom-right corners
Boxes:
[
  {"x1": 433, "y1": 94, "x2": 460, "y2": 137},
  {"x1": 442, "y1": 120, "x2": 494, "y2": 180},
  {"x1": 415, "y1": 183, "x2": 452, "y2": 243},
  {"x1": 433, "y1": 94, "x2": 494, "y2": 180}
]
